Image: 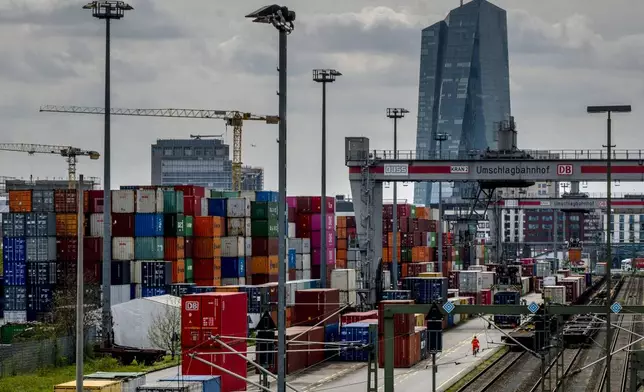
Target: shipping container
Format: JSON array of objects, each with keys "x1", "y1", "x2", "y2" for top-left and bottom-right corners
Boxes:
[
  {"x1": 136, "y1": 189, "x2": 160, "y2": 213},
  {"x1": 163, "y1": 190, "x2": 184, "y2": 214},
  {"x1": 193, "y1": 258, "x2": 222, "y2": 285},
  {"x1": 194, "y1": 237, "x2": 221, "y2": 259},
  {"x1": 251, "y1": 220, "x2": 279, "y2": 237},
  {"x1": 226, "y1": 198, "x2": 251, "y2": 218},
  {"x1": 221, "y1": 257, "x2": 246, "y2": 278},
  {"x1": 54, "y1": 380, "x2": 122, "y2": 392},
  {"x1": 4, "y1": 286, "x2": 27, "y2": 311},
  {"x1": 172, "y1": 259, "x2": 186, "y2": 283},
  {"x1": 112, "y1": 190, "x2": 135, "y2": 213},
  {"x1": 158, "y1": 375, "x2": 221, "y2": 392},
  {"x1": 112, "y1": 213, "x2": 135, "y2": 237},
  {"x1": 25, "y1": 212, "x2": 56, "y2": 237},
  {"x1": 134, "y1": 237, "x2": 164, "y2": 260},
  {"x1": 111, "y1": 261, "x2": 132, "y2": 285},
  {"x1": 543, "y1": 285, "x2": 566, "y2": 304},
  {"x1": 249, "y1": 256, "x2": 279, "y2": 275},
  {"x1": 90, "y1": 213, "x2": 105, "y2": 237},
  {"x1": 185, "y1": 258, "x2": 194, "y2": 282},
  {"x1": 164, "y1": 214, "x2": 185, "y2": 237},
  {"x1": 3, "y1": 213, "x2": 26, "y2": 237},
  {"x1": 378, "y1": 300, "x2": 415, "y2": 336},
  {"x1": 113, "y1": 237, "x2": 135, "y2": 261},
  {"x1": 3, "y1": 237, "x2": 27, "y2": 263},
  {"x1": 131, "y1": 260, "x2": 172, "y2": 287},
  {"x1": 9, "y1": 190, "x2": 32, "y2": 212},
  {"x1": 194, "y1": 216, "x2": 225, "y2": 237},
  {"x1": 26, "y1": 237, "x2": 57, "y2": 262},
  {"x1": 27, "y1": 284, "x2": 54, "y2": 314},
  {"x1": 226, "y1": 217, "x2": 251, "y2": 237},
  {"x1": 87, "y1": 190, "x2": 104, "y2": 213},
  {"x1": 221, "y1": 237, "x2": 245, "y2": 257},
  {"x1": 181, "y1": 292, "x2": 247, "y2": 348},
  {"x1": 110, "y1": 284, "x2": 131, "y2": 305},
  {"x1": 56, "y1": 238, "x2": 78, "y2": 262},
  {"x1": 84, "y1": 237, "x2": 103, "y2": 263},
  {"x1": 32, "y1": 190, "x2": 55, "y2": 212},
  {"x1": 26, "y1": 261, "x2": 57, "y2": 286},
  {"x1": 54, "y1": 189, "x2": 78, "y2": 213},
  {"x1": 164, "y1": 237, "x2": 185, "y2": 260},
  {"x1": 135, "y1": 213, "x2": 164, "y2": 237},
  {"x1": 255, "y1": 191, "x2": 278, "y2": 202},
  {"x1": 181, "y1": 345, "x2": 246, "y2": 392},
  {"x1": 294, "y1": 289, "x2": 340, "y2": 326},
  {"x1": 402, "y1": 277, "x2": 448, "y2": 304},
  {"x1": 185, "y1": 216, "x2": 194, "y2": 237},
  {"x1": 252, "y1": 237, "x2": 279, "y2": 256},
  {"x1": 251, "y1": 202, "x2": 279, "y2": 220},
  {"x1": 55, "y1": 213, "x2": 78, "y2": 237}
]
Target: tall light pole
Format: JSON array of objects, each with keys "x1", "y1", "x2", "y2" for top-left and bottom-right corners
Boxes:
[
  {"x1": 83, "y1": 0, "x2": 133, "y2": 347},
  {"x1": 313, "y1": 69, "x2": 342, "y2": 287},
  {"x1": 386, "y1": 108, "x2": 409, "y2": 289},
  {"x1": 435, "y1": 133, "x2": 448, "y2": 272},
  {"x1": 587, "y1": 104, "x2": 631, "y2": 392},
  {"x1": 247, "y1": 6, "x2": 295, "y2": 392}
]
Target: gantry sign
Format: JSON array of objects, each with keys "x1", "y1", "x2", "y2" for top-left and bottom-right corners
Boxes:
[
  {"x1": 345, "y1": 136, "x2": 644, "y2": 304},
  {"x1": 497, "y1": 198, "x2": 644, "y2": 210}
]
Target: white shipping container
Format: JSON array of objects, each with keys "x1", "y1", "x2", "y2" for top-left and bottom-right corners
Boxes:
[
  {"x1": 296, "y1": 270, "x2": 304, "y2": 280},
  {"x1": 90, "y1": 213, "x2": 105, "y2": 237},
  {"x1": 287, "y1": 223, "x2": 296, "y2": 238},
  {"x1": 521, "y1": 276, "x2": 530, "y2": 295},
  {"x1": 347, "y1": 260, "x2": 357, "y2": 270},
  {"x1": 227, "y1": 198, "x2": 251, "y2": 218},
  {"x1": 302, "y1": 238, "x2": 311, "y2": 254},
  {"x1": 296, "y1": 254, "x2": 303, "y2": 269},
  {"x1": 543, "y1": 276, "x2": 557, "y2": 286},
  {"x1": 480, "y1": 271, "x2": 495, "y2": 289},
  {"x1": 155, "y1": 189, "x2": 165, "y2": 213},
  {"x1": 458, "y1": 270, "x2": 482, "y2": 293},
  {"x1": 302, "y1": 269, "x2": 311, "y2": 280},
  {"x1": 543, "y1": 285, "x2": 566, "y2": 304},
  {"x1": 227, "y1": 218, "x2": 252, "y2": 237},
  {"x1": 288, "y1": 238, "x2": 303, "y2": 254},
  {"x1": 221, "y1": 236, "x2": 245, "y2": 257},
  {"x1": 222, "y1": 278, "x2": 246, "y2": 286},
  {"x1": 112, "y1": 190, "x2": 135, "y2": 213},
  {"x1": 469, "y1": 265, "x2": 485, "y2": 271},
  {"x1": 301, "y1": 254, "x2": 311, "y2": 270},
  {"x1": 4, "y1": 311, "x2": 27, "y2": 323},
  {"x1": 200, "y1": 197, "x2": 209, "y2": 217},
  {"x1": 112, "y1": 237, "x2": 134, "y2": 260},
  {"x1": 331, "y1": 269, "x2": 357, "y2": 291},
  {"x1": 110, "y1": 284, "x2": 131, "y2": 306},
  {"x1": 245, "y1": 237, "x2": 252, "y2": 257},
  {"x1": 136, "y1": 189, "x2": 157, "y2": 213},
  {"x1": 347, "y1": 249, "x2": 360, "y2": 261},
  {"x1": 240, "y1": 191, "x2": 256, "y2": 201},
  {"x1": 340, "y1": 290, "x2": 357, "y2": 306}
]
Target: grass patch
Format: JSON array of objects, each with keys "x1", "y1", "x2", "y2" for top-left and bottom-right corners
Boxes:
[
  {"x1": 444, "y1": 346, "x2": 508, "y2": 392},
  {"x1": 0, "y1": 355, "x2": 179, "y2": 392}
]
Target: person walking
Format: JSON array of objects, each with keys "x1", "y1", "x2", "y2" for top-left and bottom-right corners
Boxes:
[{"x1": 472, "y1": 335, "x2": 480, "y2": 356}]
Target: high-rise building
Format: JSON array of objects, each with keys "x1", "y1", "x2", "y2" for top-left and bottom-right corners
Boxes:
[
  {"x1": 151, "y1": 138, "x2": 232, "y2": 189},
  {"x1": 241, "y1": 166, "x2": 264, "y2": 191},
  {"x1": 414, "y1": 0, "x2": 511, "y2": 205}
]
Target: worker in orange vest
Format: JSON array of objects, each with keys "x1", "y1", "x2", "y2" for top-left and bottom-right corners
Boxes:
[{"x1": 472, "y1": 336, "x2": 480, "y2": 356}]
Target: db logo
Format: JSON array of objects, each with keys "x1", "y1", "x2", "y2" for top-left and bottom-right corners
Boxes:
[
  {"x1": 557, "y1": 164, "x2": 573, "y2": 176},
  {"x1": 185, "y1": 301, "x2": 199, "y2": 311}
]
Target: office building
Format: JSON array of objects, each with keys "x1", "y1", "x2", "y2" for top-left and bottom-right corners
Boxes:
[
  {"x1": 241, "y1": 166, "x2": 264, "y2": 191},
  {"x1": 414, "y1": 0, "x2": 511, "y2": 205}
]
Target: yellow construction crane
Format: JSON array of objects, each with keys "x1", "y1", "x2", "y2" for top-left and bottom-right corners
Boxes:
[
  {"x1": 39, "y1": 105, "x2": 280, "y2": 191},
  {"x1": 0, "y1": 143, "x2": 100, "y2": 189}
]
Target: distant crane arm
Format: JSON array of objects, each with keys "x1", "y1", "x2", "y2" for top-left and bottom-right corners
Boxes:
[{"x1": 0, "y1": 143, "x2": 99, "y2": 158}]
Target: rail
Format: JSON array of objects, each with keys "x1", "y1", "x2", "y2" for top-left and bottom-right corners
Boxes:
[
  {"x1": 347, "y1": 149, "x2": 644, "y2": 161},
  {"x1": 456, "y1": 351, "x2": 527, "y2": 392}
]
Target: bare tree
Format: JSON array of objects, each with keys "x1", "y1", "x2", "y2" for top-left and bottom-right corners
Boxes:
[
  {"x1": 51, "y1": 271, "x2": 102, "y2": 343},
  {"x1": 147, "y1": 305, "x2": 181, "y2": 359}
]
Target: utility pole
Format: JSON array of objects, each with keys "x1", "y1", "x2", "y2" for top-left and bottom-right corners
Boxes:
[
  {"x1": 247, "y1": 7, "x2": 296, "y2": 392},
  {"x1": 386, "y1": 108, "x2": 409, "y2": 289},
  {"x1": 75, "y1": 175, "x2": 85, "y2": 392},
  {"x1": 82, "y1": 0, "x2": 133, "y2": 347},
  {"x1": 313, "y1": 69, "x2": 342, "y2": 287},
  {"x1": 435, "y1": 133, "x2": 448, "y2": 272},
  {"x1": 587, "y1": 104, "x2": 632, "y2": 392}
]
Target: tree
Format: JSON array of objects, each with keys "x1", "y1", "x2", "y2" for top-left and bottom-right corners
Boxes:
[{"x1": 148, "y1": 305, "x2": 181, "y2": 359}]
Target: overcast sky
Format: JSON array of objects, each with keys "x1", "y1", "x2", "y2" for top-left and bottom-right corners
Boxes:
[{"x1": 1, "y1": 0, "x2": 643, "y2": 200}]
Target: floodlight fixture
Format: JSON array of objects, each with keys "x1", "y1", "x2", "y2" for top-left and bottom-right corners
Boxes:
[
  {"x1": 435, "y1": 132, "x2": 448, "y2": 142},
  {"x1": 313, "y1": 69, "x2": 342, "y2": 83},
  {"x1": 246, "y1": 4, "x2": 296, "y2": 34},
  {"x1": 387, "y1": 108, "x2": 409, "y2": 119},
  {"x1": 587, "y1": 105, "x2": 632, "y2": 114},
  {"x1": 83, "y1": 1, "x2": 133, "y2": 19}
]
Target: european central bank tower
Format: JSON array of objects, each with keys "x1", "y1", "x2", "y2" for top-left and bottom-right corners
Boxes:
[{"x1": 413, "y1": 0, "x2": 511, "y2": 206}]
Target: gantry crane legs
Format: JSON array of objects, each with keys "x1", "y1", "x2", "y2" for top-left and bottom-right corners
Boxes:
[
  {"x1": 0, "y1": 143, "x2": 100, "y2": 189},
  {"x1": 39, "y1": 106, "x2": 279, "y2": 191}
]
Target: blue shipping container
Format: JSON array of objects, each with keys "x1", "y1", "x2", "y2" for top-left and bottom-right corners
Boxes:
[
  {"x1": 25, "y1": 213, "x2": 56, "y2": 237},
  {"x1": 27, "y1": 284, "x2": 53, "y2": 313},
  {"x1": 4, "y1": 261, "x2": 26, "y2": 286},
  {"x1": 4, "y1": 286, "x2": 27, "y2": 311},
  {"x1": 192, "y1": 286, "x2": 217, "y2": 294},
  {"x1": 167, "y1": 283, "x2": 195, "y2": 297},
  {"x1": 288, "y1": 249, "x2": 296, "y2": 269},
  {"x1": 382, "y1": 290, "x2": 411, "y2": 301},
  {"x1": 255, "y1": 191, "x2": 279, "y2": 203},
  {"x1": 585, "y1": 273, "x2": 592, "y2": 287},
  {"x1": 325, "y1": 323, "x2": 340, "y2": 343},
  {"x1": 141, "y1": 261, "x2": 172, "y2": 287},
  {"x1": 3, "y1": 237, "x2": 27, "y2": 263},
  {"x1": 207, "y1": 198, "x2": 227, "y2": 217},
  {"x1": 142, "y1": 287, "x2": 167, "y2": 297},
  {"x1": 340, "y1": 321, "x2": 377, "y2": 361},
  {"x1": 416, "y1": 277, "x2": 448, "y2": 304},
  {"x1": 3, "y1": 213, "x2": 25, "y2": 237},
  {"x1": 494, "y1": 291, "x2": 520, "y2": 305},
  {"x1": 238, "y1": 285, "x2": 262, "y2": 313},
  {"x1": 159, "y1": 376, "x2": 221, "y2": 392},
  {"x1": 135, "y1": 213, "x2": 164, "y2": 237},
  {"x1": 26, "y1": 262, "x2": 57, "y2": 286},
  {"x1": 221, "y1": 257, "x2": 246, "y2": 278}
]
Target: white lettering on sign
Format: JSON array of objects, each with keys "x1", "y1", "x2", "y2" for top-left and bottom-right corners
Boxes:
[
  {"x1": 450, "y1": 165, "x2": 469, "y2": 174},
  {"x1": 476, "y1": 165, "x2": 551, "y2": 176},
  {"x1": 185, "y1": 301, "x2": 199, "y2": 311},
  {"x1": 557, "y1": 164, "x2": 573, "y2": 176},
  {"x1": 505, "y1": 199, "x2": 518, "y2": 208},
  {"x1": 384, "y1": 164, "x2": 409, "y2": 176},
  {"x1": 599, "y1": 201, "x2": 607, "y2": 208},
  {"x1": 540, "y1": 201, "x2": 551, "y2": 206}
]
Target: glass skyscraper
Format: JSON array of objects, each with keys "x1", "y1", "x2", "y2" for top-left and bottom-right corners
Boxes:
[{"x1": 413, "y1": 0, "x2": 511, "y2": 205}]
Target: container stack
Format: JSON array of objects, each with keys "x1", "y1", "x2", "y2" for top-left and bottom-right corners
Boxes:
[
  {"x1": 402, "y1": 276, "x2": 448, "y2": 304},
  {"x1": 193, "y1": 216, "x2": 225, "y2": 287},
  {"x1": 3, "y1": 192, "x2": 28, "y2": 323},
  {"x1": 458, "y1": 270, "x2": 482, "y2": 303},
  {"x1": 493, "y1": 291, "x2": 521, "y2": 327},
  {"x1": 330, "y1": 269, "x2": 357, "y2": 307},
  {"x1": 221, "y1": 197, "x2": 250, "y2": 285},
  {"x1": 339, "y1": 319, "x2": 378, "y2": 361},
  {"x1": 377, "y1": 299, "x2": 421, "y2": 368},
  {"x1": 249, "y1": 193, "x2": 279, "y2": 285},
  {"x1": 181, "y1": 292, "x2": 247, "y2": 392}
]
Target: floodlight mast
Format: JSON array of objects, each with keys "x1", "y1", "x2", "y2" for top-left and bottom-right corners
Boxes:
[
  {"x1": 82, "y1": 0, "x2": 133, "y2": 351},
  {"x1": 246, "y1": 6, "x2": 296, "y2": 392},
  {"x1": 435, "y1": 132, "x2": 448, "y2": 273}
]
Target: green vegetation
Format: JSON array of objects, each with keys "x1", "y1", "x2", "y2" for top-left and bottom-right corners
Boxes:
[
  {"x1": 444, "y1": 346, "x2": 507, "y2": 392},
  {"x1": 0, "y1": 356, "x2": 178, "y2": 392}
]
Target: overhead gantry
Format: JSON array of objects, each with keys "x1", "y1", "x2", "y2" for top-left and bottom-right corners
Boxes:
[{"x1": 346, "y1": 132, "x2": 644, "y2": 306}]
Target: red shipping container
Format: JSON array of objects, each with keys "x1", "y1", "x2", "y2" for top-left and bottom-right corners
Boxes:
[
  {"x1": 184, "y1": 196, "x2": 202, "y2": 216},
  {"x1": 296, "y1": 197, "x2": 312, "y2": 213},
  {"x1": 174, "y1": 185, "x2": 206, "y2": 198},
  {"x1": 294, "y1": 289, "x2": 340, "y2": 326},
  {"x1": 480, "y1": 289, "x2": 492, "y2": 305},
  {"x1": 182, "y1": 343, "x2": 247, "y2": 392},
  {"x1": 288, "y1": 270, "x2": 296, "y2": 281},
  {"x1": 84, "y1": 237, "x2": 103, "y2": 263},
  {"x1": 185, "y1": 237, "x2": 194, "y2": 258},
  {"x1": 83, "y1": 259, "x2": 101, "y2": 284},
  {"x1": 287, "y1": 207, "x2": 297, "y2": 223},
  {"x1": 193, "y1": 258, "x2": 221, "y2": 280},
  {"x1": 164, "y1": 237, "x2": 185, "y2": 260},
  {"x1": 87, "y1": 190, "x2": 104, "y2": 213},
  {"x1": 310, "y1": 196, "x2": 336, "y2": 214},
  {"x1": 378, "y1": 334, "x2": 414, "y2": 368},
  {"x1": 56, "y1": 238, "x2": 78, "y2": 261},
  {"x1": 378, "y1": 300, "x2": 414, "y2": 336},
  {"x1": 252, "y1": 238, "x2": 279, "y2": 256},
  {"x1": 54, "y1": 189, "x2": 78, "y2": 213},
  {"x1": 296, "y1": 214, "x2": 312, "y2": 233},
  {"x1": 181, "y1": 292, "x2": 247, "y2": 349},
  {"x1": 341, "y1": 310, "x2": 379, "y2": 325},
  {"x1": 265, "y1": 327, "x2": 308, "y2": 375},
  {"x1": 112, "y1": 213, "x2": 135, "y2": 237}
]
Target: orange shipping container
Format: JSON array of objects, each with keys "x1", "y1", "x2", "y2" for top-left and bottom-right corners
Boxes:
[
  {"x1": 569, "y1": 249, "x2": 582, "y2": 263},
  {"x1": 387, "y1": 233, "x2": 402, "y2": 248},
  {"x1": 337, "y1": 216, "x2": 347, "y2": 229},
  {"x1": 336, "y1": 259, "x2": 347, "y2": 269},
  {"x1": 56, "y1": 213, "x2": 78, "y2": 237},
  {"x1": 164, "y1": 237, "x2": 186, "y2": 260},
  {"x1": 412, "y1": 247, "x2": 430, "y2": 263},
  {"x1": 337, "y1": 249, "x2": 347, "y2": 261},
  {"x1": 337, "y1": 238, "x2": 348, "y2": 250},
  {"x1": 194, "y1": 237, "x2": 222, "y2": 258},
  {"x1": 194, "y1": 216, "x2": 225, "y2": 237},
  {"x1": 337, "y1": 227, "x2": 347, "y2": 239},
  {"x1": 172, "y1": 259, "x2": 186, "y2": 283},
  {"x1": 251, "y1": 255, "x2": 279, "y2": 275},
  {"x1": 195, "y1": 277, "x2": 222, "y2": 286},
  {"x1": 215, "y1": 285, "x2": 239, "y2": 293},
  {"x1": 415, "y1": 207, "x2": 428, "y2": 219},
  {"x1": 9, "y1": 190, "x2": 32, "y2": 212}
]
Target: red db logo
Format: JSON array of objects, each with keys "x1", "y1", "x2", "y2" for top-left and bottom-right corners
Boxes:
[
  {"x1": 185, "y1": 301, "x2": 199, "y2": 311},
  {"x1": 557, "y1": 164, "x2": 573, "y2": 175}
]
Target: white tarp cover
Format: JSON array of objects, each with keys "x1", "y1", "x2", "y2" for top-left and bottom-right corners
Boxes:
[{"x1": 112, "y1": 294, "x2": 180, "y2": 350}]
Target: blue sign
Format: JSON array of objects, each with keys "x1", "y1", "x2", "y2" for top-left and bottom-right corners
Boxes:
[
  {"x1": 442, "y1": 301, "x2": 455, "y2": 314},
  {"x1": 527, "y1": 302, "x2": 539, "y2": 314},
  {"x1": 611, "y1": 302, "x2": 622, "y2": 314}
]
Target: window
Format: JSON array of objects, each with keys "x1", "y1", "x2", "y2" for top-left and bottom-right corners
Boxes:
[
  {"x1": 528, "y1": 216, "x2": 539, "y2": 222},
  {"x1": 528, "y1": 224, "x2": 539, "y2": 230},
  {"x1": 542, "y1": 215, "x2": 553, "y2": 221},
  {"x1": 184, "y1": 148, "x2": 193, "y2": 156},
  {"x1": 570, "y1": 215, "x2": 580, "y2": 222},
  {"x1": 542, "y1": 224, "x2": 553, "y2": 230},
  {"x1": 164, "y1": 148, "x2": 172, "y2": 156}
]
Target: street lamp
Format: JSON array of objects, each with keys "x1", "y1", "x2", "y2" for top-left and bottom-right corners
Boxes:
[
  {"x1": 386, "y1": 108, "x2": 409, "y2": 289},
  {"x1": 313, "y1": 69, "x2": 342, "y2": 287},
  {"x1": 246, "y1": 6, "x2": 295, "y2": 392},
  {"x1": 435, "y1": 133, "x2": 448, "y2": 273},
  {"x1": 587, "y1": 104, "x2": 631, "y2": 392},
  {"x1": 82, "y1": 0, "x2": 133, "y2": 350}
]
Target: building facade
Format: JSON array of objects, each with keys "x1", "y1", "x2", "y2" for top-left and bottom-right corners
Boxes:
[
  {"x1": 414, "y1": 0, "x2": 512, "y2": 205},
  {"x1": 241, "y1": 166, "x2": 264, "y2": 191}
]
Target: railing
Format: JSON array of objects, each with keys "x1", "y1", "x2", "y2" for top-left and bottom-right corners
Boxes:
[{"x1": 348, "y1": 149, "x2": 644, "y2": 161}]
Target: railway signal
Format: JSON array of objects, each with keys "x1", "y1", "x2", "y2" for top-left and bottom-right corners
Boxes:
[
  {"x1": 256, "y1": 310, "x2": 277, "y2": 389},
  {"x1": 427, "y1": 302, "x2": 444, "y2": 392}
]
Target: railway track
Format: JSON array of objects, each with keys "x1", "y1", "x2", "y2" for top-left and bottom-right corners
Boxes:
[{"x1": 456, "y1": 351, "x2": 529, "y2": 392}]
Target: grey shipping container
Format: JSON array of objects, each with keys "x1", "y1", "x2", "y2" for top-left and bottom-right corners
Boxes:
[
  {"x1": 4, "y1": 286, "x2": 27, "y2": 311},
  {"x1": 26, "y1": 261, "x2": 57, "y2": 286},
  {"x1": 26, "y1": 237, "x2": 57, "y2": 262},
  {"x1": 137, "y1": 382, "x2": 201, "y2": 392},
  {"x1": 2, "y1": 213, "x2": 26, "y2": 237},
  {"x1": 32, "y1": 190, "x2": 55, "y2": 212},
  {"x1": 25, "y1": 213, "x2": 57, "y2": 237}
]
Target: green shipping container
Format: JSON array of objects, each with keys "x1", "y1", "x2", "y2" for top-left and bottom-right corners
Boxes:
[
  {"x1": 185, "y1": 258, "x2": 193, "y2": 283},
  {"x1": 185, "y1": 216, "x2": 194, "y2": 237},
  {"x1": 134, "y1": 237, "x2": 164, "y2": 260},
  {"x1": 410, "y1": 205, "x2": 416, "y2": 218},
  {"x1": 210, "y1": 190, "x2": 224, "y2": 198},
  {"x1": 428, "y1": 232, "x2": 437, "y2": 248},
  {"x1": 176, "y1": 214, "x2": 186, "y2": 236},
  {"x1": 252, "y1": 219, "x2": 279, "y2": 237},
  {"x1": 251, "y1": 202, "x2": 279, "y2": 220},
  {"x1": 0, "y1": 324, "x2": 29, "y2": 344},
  {"x1": 401, "y1": 248, "x2": 412, "y2": 262},
  {"x1": 163, "y1": 190, "x2": 185, "y2": 214},
  {"x1": 223, "y1": 191, "x2": 240, "y2": 198}
]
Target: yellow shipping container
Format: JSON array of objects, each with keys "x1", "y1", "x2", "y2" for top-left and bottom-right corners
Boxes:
[
  {"x1": 414, "y1": 313, "x2": 425, "y2": 327},
  {"x1": 419, "y1": 272, "x2": 442, "y2": 278},
  {"x1": 55, "y1": 379, "x2": 122, "y2": 392}
]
